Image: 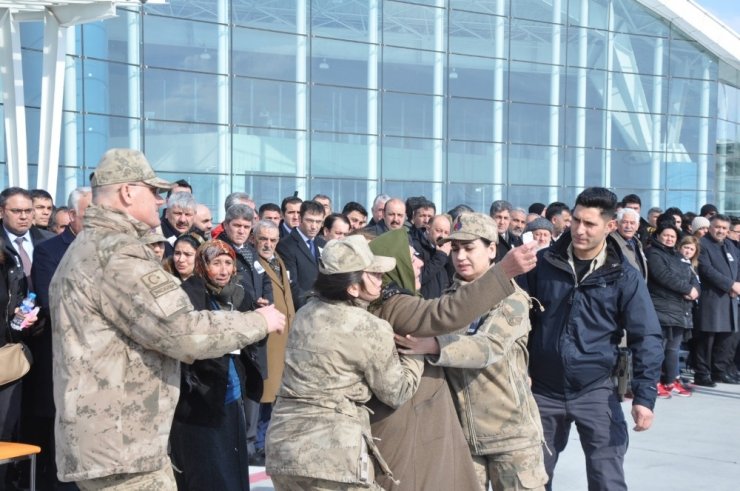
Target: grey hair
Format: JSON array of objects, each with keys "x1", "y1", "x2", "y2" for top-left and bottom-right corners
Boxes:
[
  {"x1": 648, "y1": 206, "x2": 663, "y2": 215},
  {"x1": 372, "y1": 193, "x2": 391, "y2": 209},
  {"x1": 253, "y1": 219, "x2": 278, "y2": 237},
  {"x1": 167, "y1": 191, "x2": 197, "y2": 211},
  {"x1": 224, "y1": 192, "x2": 251, "y2": 212},
  {"x1": 489, "y1": 200, "x2": 512, "y2": 215},
  {"x1": 512, "y1": 207, "x2": 527, "y2": 216},
  {"x1": 225, "y1": 203, "x2": 254, "y2": 223},
  {"x1": 67, "y1": 186, "x2": 92, "y2": 213},
  {"x1": 617, "y1": 208, "x2": 640, "y2": 221}
]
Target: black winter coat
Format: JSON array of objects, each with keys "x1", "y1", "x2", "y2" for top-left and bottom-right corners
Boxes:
[
  {"x1": 645, "y1": 238, "x2": 699, "y2": 330},
  {"x1": 526, "y1": 231, "x2": 663, "y2": 410},
  {"x1": 697, "y1": 235, "x2": 739, "y2": 333}
]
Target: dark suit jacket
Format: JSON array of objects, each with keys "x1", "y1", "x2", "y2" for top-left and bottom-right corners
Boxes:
[
  {"x1": 24, "y1": 227, "x2": 75, "y2": 417},
  {"x1": 276, "y1": 229, "x2": 325, "y2": 309},
  {"x1": 698, "y1": 236, "x2": 739, "y2": 333}
]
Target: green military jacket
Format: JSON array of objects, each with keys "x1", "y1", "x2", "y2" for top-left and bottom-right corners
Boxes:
[
  {"x1": 430, "y1": 277, "x2": 544, "y2": 455},
  {"x1": 50, "y1": 205, "x2": 269, "y2": 481},
  {"x1": 266, "y1": 298, "x2": 424, "y2": 485}
]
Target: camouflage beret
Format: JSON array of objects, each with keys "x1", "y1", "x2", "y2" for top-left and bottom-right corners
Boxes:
[
  {"x1": 440, "y1": 212, "x2": 498, "y2": 244},
  {"x1": 319, "y1": 235, "x2": 396, "y2": 275},
  {"x1": 141, "y1": 227, "x2": 167, "y2": 245},
  {"x1": 91, "y1": 148, "x2": 173, "y2": 191}
]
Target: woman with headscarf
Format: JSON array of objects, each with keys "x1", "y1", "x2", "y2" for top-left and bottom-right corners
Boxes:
[
  {"x1": 366, "y1": 228, "x2": 538, "y2": 491},
  {"x1": 169, "y1": 239, "x2": 266, "y2": 490},
  {"x1": 266, "y1": 235, "x2": 424, "y2": 490}
]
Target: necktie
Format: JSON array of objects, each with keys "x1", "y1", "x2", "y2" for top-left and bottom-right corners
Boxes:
[
  {"x1": 308, "y1": 239, "x2": 317, "y2": 262},
  {"x1": 15, "y1": 237, "x2": 33, "y2": 289}
]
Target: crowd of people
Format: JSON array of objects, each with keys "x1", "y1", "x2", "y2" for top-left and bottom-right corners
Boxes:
[{"x1": 0, "y1": 147, "x2": 739, "y2": 491}]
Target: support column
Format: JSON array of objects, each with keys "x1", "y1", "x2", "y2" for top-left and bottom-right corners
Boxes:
[
  {"x1": 650, "y1": 37, "x2": 663, "y2": 207},
  {"x1": 574, "y1": 0, "x2": 588, "y2": 192},
  {"x1": 217, "y1": 0, "x2": 229, "y2": 208},
  {"x1": 128, "y1": 9, "x2": 140, "y2": 149},
  {"x1": 697, "y1": 63, "x2": 710, "y2": 208},
  {"x1": 432, "y1": 0, "x2": 444, "y2": 207},
  {"x1": 548, "y1": 0, "x2": 562, "y2": 203},
  {"x1": 492, "y1": 1, "x2": 505, "y2": 199},
  {"x1": 367, "y1": 0, "x2": 379, "y2": 203},
  {"x1": 62, "y1": 27, "x2": 78, "y2": 197},
  {"x1": 603, "y1": 3, "x2": 614, "y2": 189},
  {"x1": 0, "y1": 9, "x2": 29, "y2": 188},
  {"x1": 296, "y1": 0, "x2": 307, "y2": 198}
]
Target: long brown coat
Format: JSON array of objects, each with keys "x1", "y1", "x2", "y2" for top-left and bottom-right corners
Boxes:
[
  {"x1": 258, "y1": 254, "x2": 295, "y2": 403},
  {"x1": 368, "y1": 265, "x2": 515, "y2": 491}
]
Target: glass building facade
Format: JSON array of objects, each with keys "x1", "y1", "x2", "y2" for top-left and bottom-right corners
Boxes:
[{"x1": 2, "y1": 0, "x2": 740, "y2": 217}]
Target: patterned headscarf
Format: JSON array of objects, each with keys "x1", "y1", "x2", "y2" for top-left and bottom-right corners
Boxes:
[{"x1": 194, "y1": 239, "x2": 237, "y2": 281}]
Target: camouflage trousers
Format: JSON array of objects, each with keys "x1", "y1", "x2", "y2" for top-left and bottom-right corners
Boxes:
[
  {"x1": 472, "y1": 444, "x2": 548, "y2": 491},
  {"x1": 271, "y1": 475, "x2": 383, "y2": 491},
  {"x1": 76, "y1": 466, "x2": 176, "y2": 491}
]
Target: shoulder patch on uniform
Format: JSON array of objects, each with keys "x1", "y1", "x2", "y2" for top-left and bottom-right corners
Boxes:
[{"x1": 141, "y1": 270, "x2": 179, "y2": 298}]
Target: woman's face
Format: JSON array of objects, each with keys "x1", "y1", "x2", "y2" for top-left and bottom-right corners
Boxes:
[
  {"x1": 148, "y1": 242, "x2": 165, "y2": 260},
  {"x1": 451, "y1": 238, "x2": 496, "y2": 281},
  {"x1": 658, "y1": 229, "x2": 677, "y2": 248},
  {"x1": 410, "y1": 246, "x2": 424, "y2": 291},
  {"x1": 206, "y1": 254, "x2": 235, "y2": 287},
  {"x1": 680, "y1": 243, "x2": 696, "y2": 260},
  {"x1": 357, "y1": 271, "x2": 384, "y2": 302},
  {"x1": 173, "y1": 242, "x2": 197, "y2": 279}
]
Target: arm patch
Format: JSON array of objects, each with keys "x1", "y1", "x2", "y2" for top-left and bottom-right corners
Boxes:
[{"x1": 142, "y1": 270, "x2": 179, "y2": 298}]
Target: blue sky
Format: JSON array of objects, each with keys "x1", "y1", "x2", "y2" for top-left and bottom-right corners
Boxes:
[{"x1": 694, "y1": 0, "x2": 740, "y2": 33}]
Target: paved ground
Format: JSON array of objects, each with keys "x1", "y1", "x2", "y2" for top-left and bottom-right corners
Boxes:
[{"x1": 249, "y1": 380, "x2": 740, "y2": 490}]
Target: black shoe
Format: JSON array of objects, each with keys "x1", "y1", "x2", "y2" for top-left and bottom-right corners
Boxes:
[
  {"x1": 693, "y1": 376, "x2": 716, "y2": 387},
  {"x1": 716, "y1": 373, "x2": 740, "y2": 385}
]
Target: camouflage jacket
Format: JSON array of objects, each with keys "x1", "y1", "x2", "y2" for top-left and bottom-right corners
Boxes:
[
  {"x1": 430, "y1": 278, "x2": 543, "y2": 455},
  {"x1": 50, "y1": 205, "x2": 269, "y2": 482},
  {"x1": 266, "y1": 298, "x2": 424, "y2": 485}
]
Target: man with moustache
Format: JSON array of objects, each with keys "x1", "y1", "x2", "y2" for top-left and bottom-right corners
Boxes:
[
  {"x1": 161, "y1": 192, "x2": 197, "y2": 256},
  {"x1": 193, "y1": 204, "x2": 213, "y2": 237},
  {"x1": 364, "y1": 197, "x2": 407, "y2": 235},
  {"x1": 509, "y1": 207, "x2": 527, "y2": 241}
]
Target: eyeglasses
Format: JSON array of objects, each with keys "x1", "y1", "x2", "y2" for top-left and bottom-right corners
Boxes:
[
  {"x1": 3, "y1": 208, "x2": 33, "y2": 216},
  {"x1": 128, "y1": 183, "x2": 164, "y2": 197}
]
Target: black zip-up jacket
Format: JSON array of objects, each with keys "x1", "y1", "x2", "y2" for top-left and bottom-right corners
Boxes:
[{"x1": 526, "y1": 231, "x2": 663, "y2": 410}]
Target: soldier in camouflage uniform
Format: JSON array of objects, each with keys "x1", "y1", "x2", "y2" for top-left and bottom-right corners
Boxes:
[
  {"x1": 49, "y1": 148, "x2": 285, "y2": 490},
  {"x1": 397, "y1": 213, "x2": 548, "y2": 491},
  {"x1": 266, "y1": 235, "x2": 424, "y2": 490}
]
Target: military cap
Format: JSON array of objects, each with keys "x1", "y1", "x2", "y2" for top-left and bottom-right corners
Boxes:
[
  {"x1": 440, "y1": 212, "x2": 498, "y2": 244},
  {"x1": 91, "y1": 148, "x2": 173, "y2": 191},
  {"x1": 525, "y1": 217, "x2": 554, "y2": 234},
  {"x1": 141, "y1": 227, "x2": 167, "y2": 245},
  {"x1": 319, "y1": 235, "x2": 396, "y2": 275}
]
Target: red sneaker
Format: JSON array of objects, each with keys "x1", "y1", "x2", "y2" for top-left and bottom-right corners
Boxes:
[
  {"x1": 670, "y1": 380, "x2": 692, "y2": 397},
  {"x1": 657, "y1": 383, "x2": 672, "y2": 399}
]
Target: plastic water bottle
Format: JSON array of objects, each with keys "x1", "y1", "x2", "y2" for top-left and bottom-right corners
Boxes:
[{"x1": 10, "y1": 292, "x2": 37, "y2": 331}]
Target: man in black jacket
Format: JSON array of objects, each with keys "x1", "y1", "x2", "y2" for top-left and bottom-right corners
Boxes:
[{"x1": 526, "y1": 187, "x2": 662, "y2": 491}]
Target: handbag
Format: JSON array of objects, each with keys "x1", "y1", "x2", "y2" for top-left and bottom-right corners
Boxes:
[{"x1": 0, "y1": 342, "x2": 33, "y2": 386}]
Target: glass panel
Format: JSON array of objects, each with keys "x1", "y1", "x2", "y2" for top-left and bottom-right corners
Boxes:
[
  {"x1": 665, "y1": 190, "x2": 703, "y2": 214},
  {"x1": 234, "y1": 0, "x2": 298, "y2": 33},
  {"x1": 144, "y1": 121, "x2": 224, "y2": 173},
  {"x1": 449, "y1": 98, "x2": 506, "y2": 142},
  {"x1": 668, "y1": 77, "x2": 716, "y2": 117},
  {"x1": 612, "y1": 33, "x2": 667, "y2": 76},
  {"x1": 55, "y1": 167, "x2": 87, "y2": 204},
  {"x1": 20, "y1": 22, "x2": 44, "y2": 50},
  {"x1": 512, "y1": 0, "x2": 565, "y2": 24},
  {"x1": 24, "y1": 108, "x2": 40, "y2": 165},
  {"x1": 509, "y1": 103, "x2": 559, "y2": 146},
  {"x1": 510, "y1": 62, "x2": 560, "y2": 105},
  {"x1": 84, "y1": 114, "x2": 141, "y2": 164},
  {"x1": 144, "y1": 0, "x2": 220, "y2": 23},
  {"x1": 609, "y1": 72, "x2": 667, "y2": 115},
  {"x1": 564, "y1": 68, "x2": 607, "y2": 109},
  {"x1": 21, "y1": 49, "x2": 43, "y2": 107},
  {"x1": 566, "y1": 27, "x2": 607, "y2": 70},
  {"x1": 449, "y1": 10, "x2": 508, "y2": 58},
  {"x1": 382, "y1": 137, "x2": 441, "y2": 180},
  {"x1": 233, "y1": 77, "x2": 300, "y2": 129},
  {"x1": 383, "y1": 1, "x2": 442, "y2": 51},
  {"x1": 383, "y1": 46, "x2": 439, "y2": 95},
  {"x1": 567, "y1": 0, "x2": 609, "y2": 30},
  {"x1": 311, "y1": 0, "x2": 375, "y2": 42},
  {"x1": 508, "y1": 144, "x2": 561, "y2": 186},
  {"x1": 670, "y1": 38, "x2": 718, "y2": 81},
  {"x1": 383, "y1": 180, "x2": 437, "y2": 203},
  {"x1": 665, "y1": 156, "x2": 713, "y2": 189},
  {"x1": 610, "y1": 111, "x2": 664, "y2": 152},
  {"x1": 156, "y1": 171, "x2": 225, "y2": 218},
  {"x1": 311, "y1": 85, "x2": 371, "y2": 134},
  {"x1": 610, "y1": 150, "x2": 655, "y2": 188},
  {"x1": 507, "y1": 185, "x2": 576, "y2": 210},
  {"x1": 83, "y1": 60, "x2": 140, "y2": 117},
  {"x1": 450, "y1": 0, "x2": 507, "y2": 16},
  {"x1": 445, "y1": 183, "x2": 503, "y2": 213},
  {"x1": 666, "y1": 116, "x2": 715, "y2": 156},
  {"x1": 449, "y1": 54, "x2": 505, "y2": 100},
  {"x1": 563, "y1": 147, "x2": 607, "y2": 186},
  {"x1": 448, "y1": 141, "x2": 504, "y2": 183},
  {"x1": 233, "y1": 28, "x2": 300, "y2": 82},
  {"x1": 564, "y1": 108, "x2": 605, "y2": 148},
  {"x1": 312, "y1": 132, "x2": 371, "y2": 178},
  {"x1": 242, "y1": 175, "x2": 307, "y2": 211},
  {"x1": 611, "y1": 0, "x2": 670, "y2": 38},
  {"x1": 82, "y1": 10, "x2": 138, "y2": 63},
  {"x1": 233, "y1": 127, "x2": 302, "y2": 175},
  {"x1": 309, "y1": 178, "x2": 370, "y2": 214},
  {"x1": 144, "y1": 68, "x2": 226, "y2": 124},
  {"x1": 312, "y1": 38, "x2": 369, "y2": 88},
  {"x1": 382, "y1": 93, "x2": 440, "y2": 138},
  {"x1": 510, "y1": 19, "x2": 563, "y2": 65},
  {"x1": 143, "y1": 16, "x2": 220, "y2": 73}
]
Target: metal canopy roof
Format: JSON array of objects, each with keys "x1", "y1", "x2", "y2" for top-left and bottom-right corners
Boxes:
[{"x1": 0, "y1": 1, "x2": 139, "y2": 12}]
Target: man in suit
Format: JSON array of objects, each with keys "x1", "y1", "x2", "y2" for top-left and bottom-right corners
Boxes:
[
  {"x1": 276, "y1": 200, "x2": 326, "y2": 309},
  {"x1": 695, "y1": 214, "x2": 740, "y2": 386},
  {"x1": 160, "y1": 192, "x2": 197, "y2": 256},
  {"x1": 253, "y1": 219, "x2": 295, "y2": 464},
  {"x1": 279, "y1": 196, "x2": 303, "y2": 239},
  {"x1": 25, "y1": 187, "x2": 92, "y2": 490},
  {"x1": 490, "y1": 200, "x2": 519, "y2": 262}
]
